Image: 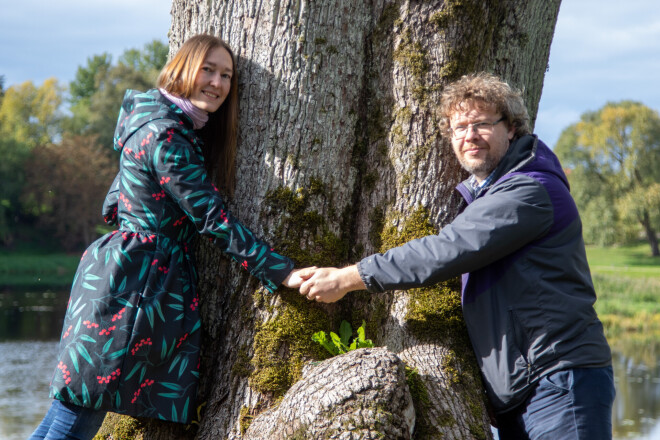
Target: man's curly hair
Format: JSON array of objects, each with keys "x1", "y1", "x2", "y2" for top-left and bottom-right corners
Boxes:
[{"x1": 439, "y1": 72, "x2": 531, "y2": 140}]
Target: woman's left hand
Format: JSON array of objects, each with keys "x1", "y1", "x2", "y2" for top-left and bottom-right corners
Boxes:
[{"x1": 282, "y1": 267, "x2": 316, "y2": 289}]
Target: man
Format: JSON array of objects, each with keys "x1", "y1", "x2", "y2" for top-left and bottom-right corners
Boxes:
[{"x1": 299, "y1": 72, "x2": 614, "y2": 439}]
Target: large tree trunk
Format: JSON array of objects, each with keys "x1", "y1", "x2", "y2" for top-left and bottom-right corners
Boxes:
[{"x1": 115, "y1": 1, "x2": 562, "y2": 439}]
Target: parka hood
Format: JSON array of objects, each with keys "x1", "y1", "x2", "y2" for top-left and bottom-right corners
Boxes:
[{"x1": 113, "y1": 89, "x2": 195, "y2": 152}]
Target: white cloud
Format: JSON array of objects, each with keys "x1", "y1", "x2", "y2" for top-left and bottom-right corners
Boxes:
[{"x1": 537, "y1": 0, "x2": 660, "y2": 147}]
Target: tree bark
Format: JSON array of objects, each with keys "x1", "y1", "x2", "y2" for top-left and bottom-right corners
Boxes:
[
  {"x1": 126, "y1": 1, "x2": 562, "y2": 439},
  {"x1": 639, "y1": 211, "x2": 660, "y2": 257}
]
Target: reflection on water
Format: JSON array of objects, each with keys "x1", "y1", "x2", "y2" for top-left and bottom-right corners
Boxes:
[
  {"x1": 1, "y1": 289, "x2": 660, "y2": 439},
  {"x1": 0, "y1": 290, "x2": 67, "y2": 341},
  {"x1": 0, "y1": 341, "x2": 58, "y2": 440},
  {"x1": 613, "y1": 352, "x2": 660, "y2": 439}
]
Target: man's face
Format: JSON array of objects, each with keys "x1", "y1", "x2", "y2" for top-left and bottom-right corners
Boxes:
[{"x1": 449, "y1": 102, "x2": 515, "y2": 182}]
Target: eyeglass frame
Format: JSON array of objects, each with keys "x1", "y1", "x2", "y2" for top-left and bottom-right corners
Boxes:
[{"x1": 449, "y1": 116, "x2": 506, "y2": 139}]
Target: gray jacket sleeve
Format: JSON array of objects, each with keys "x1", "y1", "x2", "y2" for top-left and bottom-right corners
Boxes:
[{"x1": 357, "y1": 174, "x2": 555, "y2": 292}]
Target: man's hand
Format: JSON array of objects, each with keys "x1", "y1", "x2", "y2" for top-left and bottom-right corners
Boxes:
[
  {"x1": 299, "y1": 265, "x2": 365, "y2": 303},
  {"x1": 282, "y1": 267, "x2": 316, "y2": 289}
]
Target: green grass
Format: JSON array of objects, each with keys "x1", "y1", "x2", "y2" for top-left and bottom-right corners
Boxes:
[
  {"x1": 586, "y1": 242, "x2": 660, "y2": 362},
  {"x1": 0, "y1": 252, "x2": 80, "y2": 288},
  {"x1": 586, "y1": 242, "x2": 660, "y2": 277}
]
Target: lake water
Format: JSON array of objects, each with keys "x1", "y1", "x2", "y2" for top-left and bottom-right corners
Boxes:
[{"x1": 1, "y1": 289, "x2": 659, "y2": 439}]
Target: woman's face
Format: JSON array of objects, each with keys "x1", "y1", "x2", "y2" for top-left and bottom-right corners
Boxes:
[{"x1": 190, "y1": 46, "x2": 233, "y2": 113}]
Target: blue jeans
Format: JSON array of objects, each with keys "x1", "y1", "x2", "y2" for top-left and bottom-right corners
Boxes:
[
  {"x1": 29, "y1": 400, "x2": 106, "y2": 440},
  {"x1": 495, "y1": 366, "x2": 615, "y2": 440}
]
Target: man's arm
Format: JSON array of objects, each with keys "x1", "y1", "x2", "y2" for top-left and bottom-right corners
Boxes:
[{"x1": 299, "y1": 265, "x2": 366, "y2": 303}]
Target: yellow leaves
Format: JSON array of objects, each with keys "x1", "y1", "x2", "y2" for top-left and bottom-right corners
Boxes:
[{"x1": 0, "y1": 78, "x2": 63, "y2": 149}]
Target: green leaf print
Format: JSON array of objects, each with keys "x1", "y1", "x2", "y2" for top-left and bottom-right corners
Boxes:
[
  {"x1": 108, "y1": 348, "x2": 128, "y2": 360},
  {"x1": 125, "y1": 361, "x2": 143, "y2": 381},
  {"x1": 146, "y1": 306, "x2": 155, "y2": 328},
  {"x1": 182, "y1": 398, "x2": 190, "y2": 421},
  {"x1": 161, "y1": 337, "x2": 168, "y2": 360},
  {"x1": 167, "y1": 292, "x2": 184, "y2": 302},
  {"x1": 67, "y1": 387, "x2": 82, "y2": 406},
  {"x1": 122, "y1": 168, "x2": 144, "y2": 187},
  {"x1": 80, "y1": 335, "x2": 96, "y2": 344},
  {"x1": 68, "y1": 347, "x2": 80, "y2": 373},
  {"x1": 142, "y1": 203, "x2": 157, "y2": 228},
  {"x1": 171, "y1": 402, "x2": 179, "y2": 423},
  {"x1": 154, "y1": 301, "x2": 166, "y2": 322},
  {"x1": 178, "y1": 358, "x2": 188, "y2": 379},
  {"x1": 158, "y1": 392, "x2": 181, "y2": 399},
  {"x1": 82, "y1": 381, "x2": 90, "y2": 406},
  {"x1": 138, "y1": 257, "x2": 150, "y2": 280},
  {"x1": 102, "y1": 338, "x2": 114, "y2": 355},
  {"x1": 193, "y1": 196, "x2": 210, "y2": 208},
  {"x1": 73, "y1": 317, "x2": 82, "y2": 336},
  {"x1": 77, "y1": 343, "x2": 94, "y2": 366},
  {"x1": 94, "y1": 395, "x2": 104, "y2": 410},
  {"x1": 81, "y1": 282, "x2": 97, "y2": 291},
  {"x1": 120, "y1": 176, "x2": 136, "y2": 198},
  {"x1": 159, "y1": 382, "x2": 183, "y2": 391},
  {"x1": 168, "y1": 353, "x2": 181, "y2": 374}
]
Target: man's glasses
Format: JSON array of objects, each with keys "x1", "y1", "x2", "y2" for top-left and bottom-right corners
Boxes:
[{"x1": 450, "y1": 116, "x2": 505, "y2": 139}]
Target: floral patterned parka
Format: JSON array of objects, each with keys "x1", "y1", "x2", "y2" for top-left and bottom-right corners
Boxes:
[{"x1": 49, "y1": 89, "x2": 293, "y2": 423}]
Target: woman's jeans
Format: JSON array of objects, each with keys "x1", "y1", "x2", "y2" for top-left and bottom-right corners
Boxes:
[
  {"x1": 29, "y1": 399, "x2": 106, "y2": 440},
  {"x1": 495, "y1": 366, "x2": 616, "y2": 440}
]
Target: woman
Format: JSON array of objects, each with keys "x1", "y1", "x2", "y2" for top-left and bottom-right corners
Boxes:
[{"x1": 30, "y1": 34, "x2": 305, "y2": 439}]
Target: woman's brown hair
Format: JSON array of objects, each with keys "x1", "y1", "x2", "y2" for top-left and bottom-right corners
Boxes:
[{"x1": 157, "y1": 34, "x2": 238, "y2": 196}]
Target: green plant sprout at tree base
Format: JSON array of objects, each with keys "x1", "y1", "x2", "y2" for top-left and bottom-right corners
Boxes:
[{"x1": 312, "y1": 320, "x2": 374, "y2": 356}]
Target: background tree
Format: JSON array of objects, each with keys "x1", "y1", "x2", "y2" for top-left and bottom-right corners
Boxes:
[
  {"x1": 555, "y1": 101, "x2": 660, "y2": 256},
  {"x1": 0, "y1": 79, "x2": 63, "y2": 247},
  {"x1": 0, "y1": 78, "x2": 63, "y2": 149},
  {"x1": 20, "y1": 135, "x2": 116, "y2": 251},
  {"x1": 95, "y1": 1, "x2": 561, "y2": 438},
  {"x1": 63, "y1": 40, "x2": 168, "y2": 149}
]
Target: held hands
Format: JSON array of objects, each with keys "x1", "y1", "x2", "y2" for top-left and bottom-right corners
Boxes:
[
  {"x1": 281, "y1": 265, "x2": 365, "y2": 303},
  {"x1": 298, "y1": 265, "x2": 365, "y2": 303},
  {"x1": 282, "y1": 267, "x2": 317, "y2": 289}
]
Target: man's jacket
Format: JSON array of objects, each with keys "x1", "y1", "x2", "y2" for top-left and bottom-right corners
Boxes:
[{"x1": 357, "y1": 134, "x2": 611, "y2": 413}]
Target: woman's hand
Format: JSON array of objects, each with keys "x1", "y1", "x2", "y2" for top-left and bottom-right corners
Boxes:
[
  {"x1": 282, "y1": 267, "x2": 317, "y2": 289},
  {"x1": 299, "y1": 265, "x2": 365, "y2": 303}
]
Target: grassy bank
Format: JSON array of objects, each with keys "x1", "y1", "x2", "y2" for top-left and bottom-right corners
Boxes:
[
  {"x1": 0, "y1": 252, "x2": 79, "y2": 289},
  {"x1": 586, "y1": 242, "x2": 660, "y2": 362}
]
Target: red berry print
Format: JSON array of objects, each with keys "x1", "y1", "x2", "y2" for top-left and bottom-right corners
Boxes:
[
  {"x1": 166, "y1": 129, "x2": 174, "y2": 142},
  {"x1": 99, "y1": 325, "x2": 116, "y2": 336},
  {"x1": 97, "y1": 368, "x2": 122, "y2": 385},
  {"x1": 160, "y1": 176, "x2": 171, "y2": 185},
  {"x1": 152, "y1": 190, "x2": 166, "y2": 200},
  {"x1": 173, "y1": 215, "x2": 187, "y2": 227},
  {"x1": 176, "y1": 333, "x2": 189, "y2": 348},
  {"x1": 131, "y1": 378, "x2": 155, "y2": 404},
  {"x1": 131, "y1": 337, "x2": 153, "y2": 355},
  {"x1": 241, "y1": 260, "x2": 248, "y2": 270},
  {"x1": 83, "y1": 320, "x2": 100, "y2": 329},
  {"x1": 190, "y1": 296, "x2": 199, "y2": 311},
  {"x1": 62, "y1": 325, "x2": 73, "y2": 339},
  {"x1": 119, "y1": 193, "x2": 132, "y2": 212},
  {"x1": 140, "y1": 132, "x2": 153, "y2": 147},
  {"x1": 111, "y1": 307, "x2": 126, "y2": 322},
  {"x1": 58, "y1": 362, "x2": 72, "y2": 385}
]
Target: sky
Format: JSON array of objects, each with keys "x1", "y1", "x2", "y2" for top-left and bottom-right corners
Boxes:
[{"x1": 1, "y1": 0, "x2": 659, "y2": 149}]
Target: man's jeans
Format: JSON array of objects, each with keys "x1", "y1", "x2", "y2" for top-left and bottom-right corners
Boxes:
[
  {"x1": 495, "y1": 366, "x2": 616, "y2": 440},
  {"x1": 29, "y1": 399, "x2": 107, "y2": 440}
]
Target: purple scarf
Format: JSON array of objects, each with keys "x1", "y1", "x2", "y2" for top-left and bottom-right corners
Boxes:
[{"x1": 158, "y1": 88, "x2": 209, "y2": 130}]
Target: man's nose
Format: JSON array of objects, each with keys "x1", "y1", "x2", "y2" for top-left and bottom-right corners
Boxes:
[{"x1": 464, "y1": 124, "x2": 479, "y2": 140}]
